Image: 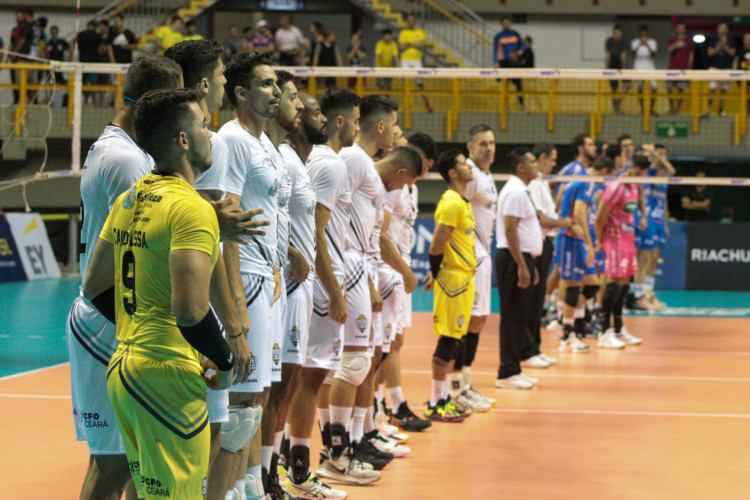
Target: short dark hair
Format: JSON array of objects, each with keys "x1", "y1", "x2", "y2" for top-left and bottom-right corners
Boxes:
[
  {"x1": 243, "y1": 26, "x2": 253, "y2": 35},
  {"x1": 388, "y1": 146, "x2": 423, "y2": 178},
  {"x1": 114, "y1": 14, "x2": 124, "y2": 21},
  {"x1": 468, "y1": 124, "x2": 492, "y2": 140},
  {"x1": 98, "y1": 20, "x2": 108, "y2": 27},
  {"x1": 613, "y1": 24, "x2": 622, "y2": 31},
  {"x1": 319, "y1": 87, "x2": 361, "y2": 121},
  {"x1": 223, "y1": 51, "x2": 274, "y2": 107},
  {"x1": 86, "y1": 21, "x2": 96, "y2": 30},
  {"x1": 617, "y1": 134, "x2": 633, "y2": 146},
  {"x1": 38, "y1": 17, "x2": 47, "y2": 29},
  {"x1": 405, "y1": 12, "x2": 416, "y2": 19},
  {"x1": 359, "y1": 95, "x2": 398, "y2": 127},
  {"x1": 533, "y1": 142, "x2": 555, "y2": 158},
  {"x1": 436, "y1": 149, "x2": 463, "y2": 183},
  {"x1": 592, "y1": 155, "x2": 614, "y2": 172},
  {"x1": 23, "y1": 7, "x2": 34, "y2": 16},
  {"x1": 276, "y1": 70, "x2": 295, "y2": 90},
  {"x1": 382, "y1": 29, "x2": 393, "y2": 36},
  {"x1": 165, "y1": 40, "x2": 222, "y2": 89},
  {"x1": 185, "y1": 20, "x2": 196, "y2": 28},
  {"x1": 572, "y1": 133, "x2": 588, "y2": 152},
  {"x1": 654, "y1": 143, "x2": 666, "y2": 150},
  {"x1": 407, "y1": 132, "x2": 436, "y2": 160},
  {"x1": 122, "y1": 54, "x2": 183, "y2": 102},
  {"x1": 595, "y1": 139, "x2": 607, "y2": 155},
  {"x1": 501, "y1": 15, "x2": 512, "y2": 22},
  {"x1": 605, "y1": 144, "x2": 621, "y2": 161},
  {"x1": 507, "y1": 147, "x2": 530, "y2": 175},
  {"x1": 170, "y1": 15, "x2": 183, "y2": 24},
  {"x1": 638, "y1": 25, "x2": 649, "y2": 32},
  {"x1": 525, "y1": 35, "x2": 533, "y2": 45},
  {"x1": 721, "y1": 207, "x2": 734, "y2": 219},
  {"x1": 632, "y1": 154, "x2": 651, "y2": 170},
  {"x1": 135, "y1": 88, "x2": 199, "y2": 164},
  {"x1": 51, "y1": 25, "x2": 59, "y2": 32}
]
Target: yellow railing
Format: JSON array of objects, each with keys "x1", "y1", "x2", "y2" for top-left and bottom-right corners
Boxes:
[{"x1": 3, "y1": 63, "x2": 749, "y2": 144}]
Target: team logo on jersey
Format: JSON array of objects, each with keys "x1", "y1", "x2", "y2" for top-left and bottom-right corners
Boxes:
[
  {"x1": 333, "y1": 338, "x2": 342, "y2": 357},
  {"x1": 307, "y1": 203, "x2": 315, "y2": 216},
  {"x1": 291, "y1": 325, "x2": 299, "y2": 347},
  {"x1": 123, "y1": 188, "x2": 136, "y2": 209},
  {"x1": 250, "y1": 353, "x2": 257, "y2": 373},
  {"x1": 371, "y1": 199, "x2": 377, "y2": 207},
  {"x1": 356, "y1": 314, "x2": 367, "y2": 333},
  {"x1": 268, "y1": 179, "x2": 280, "y2": 197},
  {"x1": 272, "y1": 343, "x2": 281, "y2": 365},
  {"x1": 384, "y1": 323, "x2": 392, "y2": 338},
  {"x1": 457, "y1": 315, "x2": 465, "y2": 328}
]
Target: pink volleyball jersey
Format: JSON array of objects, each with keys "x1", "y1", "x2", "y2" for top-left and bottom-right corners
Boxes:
[{"x1": 600, "y1": 182, "x2": 638, "y2": 248}]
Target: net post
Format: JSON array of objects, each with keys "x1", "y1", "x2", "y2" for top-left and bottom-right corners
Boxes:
[
  {"x1": 71, "y1": 65, "x2": 83, "y2": 174},
  {"x1": 690, "y1": 80, "x2": 699, "y2": 134},
  {"x1": 404, "y1": 78, "x2": 412, "y2": 130},
  {"x1": 15, "y1": 67, "x2": 28, "y2": 136},
  {"x1": 546, "y1": 79, "x2": 555, "y2": 132},
  {"x1": 67, "y1": 212, "x2": 79, "y2": 275},
  {"x1": 451, "y1": 78, "x2": 460, "y2": 134},
  {"x1": 68, "y1": 72, "x2": 74, "y2": 126},
  {"x1": 500, "y1": 78, "x2": 508, "y2": 131},
  {"x1": 643, "y1": 80, "x2": 651, "y2": 133},
  {"x1": 115, "y1": 73, "x2": 123, "y2": 110}
]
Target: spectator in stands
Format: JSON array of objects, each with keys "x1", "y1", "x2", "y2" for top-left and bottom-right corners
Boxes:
[
  {"x1": 155, "y1": 15, "x2": 183, "y2": 55},
  {"x1": 10, "y1": 8, "x2": 36, "y2": 104},
  {"x1": 313, "y1": 28, "x2": 342, "y2": 88},
  {"x1": 47, "y1": 25, "x2": 69, "y2": 108},
  {"x1": 719, "y1": 207, "x2": 734, "y2": 224},
  {"x1": 182, "y1": 20, "x2": 203, "y2": 41},
  {"x1": 107, "y1": 14, "x2": 138, "y2": 63},
  {"x1": 346, "y1": 31, "x2": 366, "y2": 87},
  {"x1": 682, "y1": 171, "x2": 712, "y2": 221},
  {"x1": 276, "y1": 15, "x2": 307, "y2": 66},
  {"x1": 493, "y1": 15, "x2": 526, "y2": 112},
  {"x1": 631, "y1": 25, "x2": 658, "y2": 115},
  {"x1": 399, "y1": 12, "x2": 432, "y2": 111},
  {"x1": 605, "y1": 25, "x2": 630, "y2": 114},
  {"x1": 308, "y1": 21, "x2": 324, "y2": 65},
  {"x1": 96, "y1": 20, "x2": 112, "y2": 93},
  {"x1": 223, "y1": 24, "x2": 241, "y2": 61},
  {"x1": 520, "y1": 35, "x2": 534, "y2": 68},
  {"x1": 36, "y1": 17, "x2": 49, "y2": 53},
  {"x1": 706, "y1": 22, "x2": 736, "y2": 116},
  {"x1": 734, "y1": 33, "x2": 750, "y2": 70},
  {"x1": 667, "y1": 22, "x2": 694, "y2": 115},
  {"x1": 245, "y1": 20, "x2": 275, "y2": 56},
  {"x1": 375, "y1": 28, "x2": 399, "y2": 89},
  {"x1": 78, "y1": 20, "x2": 103, "y2": 107}
]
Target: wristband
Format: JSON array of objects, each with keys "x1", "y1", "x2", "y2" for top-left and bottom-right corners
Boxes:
[
  {"x1": 91, "y1": 287, "x2": 116, "y2": 324},
  {"x1": 178, "y1": 309, "x2": 235, "y2": 371},
  {"x1": 429, "y1": 253, "x2": 444, "y2": 279}
]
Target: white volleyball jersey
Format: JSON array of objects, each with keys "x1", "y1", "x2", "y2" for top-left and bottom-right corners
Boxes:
[
  {"x1": 221, "y1": 120, "x2": 279, "y2": 279},
  {"x1": 464, "y1": 157, "x2": 497, "y2": 257},
  {"x1": 194, "y1": 133, "x2": 229, "y2": 195},
  {"x1": 307, "y1": 144, "x2": 351, "y2": 280},
  {"x1": 262, "y1": 132, "x2": 291, "y2": 268},
  {"x1": 79, "y1": 125, "x2": 153, "y2": 282},
  {"x1": 279, "y1": 143, "x2": 316, "y2": 281},
  {"x1": 398, "y1": 184, "x2": 419, "y2": 264},
  {"x1": 341, "y1": 143, "x2": 383, "y2": 261}
]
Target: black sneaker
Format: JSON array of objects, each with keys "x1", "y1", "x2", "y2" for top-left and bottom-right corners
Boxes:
[
  {"x1": 351, "y1": 440, "x2": 392, "y2": 470},
  {"x1": 362, "y1": 430, "x2": 396, "y2": 461},
  {"x1": 625, "y1": 293, "x2": 647, "y2": 311},
  {"x1": 392, "y1": 401, "x2": 432, "y2": 431}
]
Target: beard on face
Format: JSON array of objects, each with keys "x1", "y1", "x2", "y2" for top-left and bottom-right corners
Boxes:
[{"x1": 303, "y1": 118, "x2": 328, "y2": 145}]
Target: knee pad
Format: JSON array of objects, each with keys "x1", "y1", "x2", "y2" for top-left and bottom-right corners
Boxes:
[
  {"x1": 333, "y1": 351, "x2": 371, "y2": 387},
  {"x1": 433, "y1": 335, "x2": 461, "y2": 363},
  {"x1": 220, "y1": 404, "x2": 262, "y2": 453},
  {"x1": 583, "y1": 284, "x2": 600, "y2": 300},
  {"x1": 564, "y1": 286, "x2": 581, "y2": 308}
]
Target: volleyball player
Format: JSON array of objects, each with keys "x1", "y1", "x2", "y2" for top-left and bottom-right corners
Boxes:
[
  {"x1": 66, "y1": 55, "x2": 183, "y2": 500},
  {"x1": 218, "y1": 51, "x2": 283, "y2": 499},
  {"x1": 423, "y1": 150, "x2": 476, "y2": 422},
  {"x1": 84, "y1": 88, "x2": 235, "y2": 500},
  {"x1": 453, "y1": 124, "x2": 497, "y2": 410},
  {"x1": 595, "y1": 154, "x2": 649, "y2": 347}
]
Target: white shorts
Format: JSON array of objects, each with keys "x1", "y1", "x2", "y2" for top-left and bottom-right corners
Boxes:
[
  {"x1": 230, "y1": 273, "x2": 274, "y2": 393},
  {"x1": 378, "y1": 265, "x2": 403, "y2": 354},
  {"x1": 708, "y1": 71, "x2": 731, "y2": 92},
  {"x1": 370, "y1": 312, "x2": 382, "y2": 357},
  {"x1": 207, "y1": 388, "x2": 229, "y2": 423},
  {"x1": 284, "y1": 278, "x2": 313, "y2": 365},
  {"x1": 270, "y1": 278, "x2": 287, "y2": 383},
  {"x1": 344, "y1": 251, "x2": 372, "y2": 349},
  {"x1": 66, "y1": 296, "x2": 125, "y2": 455},
  {"x1": 306, "y1": 277, "x2": 345, "y2": 370},
  {"x1": 398, "y1": 283, "x2": 412, "y2": 331},
  {"x1": 471, "y1": 255, "x2": 492, "y2": 317},
  {"x1": 401, "y1": 59, "x2": 424, "y2": 85}
]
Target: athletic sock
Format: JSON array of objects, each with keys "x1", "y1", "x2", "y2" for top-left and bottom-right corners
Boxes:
[
  {"x1": 613, "y1": 284, "x2": 628, "y2": 333},
  {"x1": 557, "y1": 300, "x2": 565, "y2": 319},
  {"x1": 645, "y1": 276, "x2": 655, "y2": 295},
  {"x1": 317, "y1": 408, "x2": 330, "y2": 451},
  {"x1": 273, "y1": 430, "x2": 284, "y2": 455},
  {"x1": 600, "y1": 283, "x2": 621, "y2": 333},
  {"x1": 544, "y1": 294, "x2": 551, "y2": 311},
  {"x1": 351, "y1": 407, "x2": 367, "y2": 443},
  {"x1": 464, "y1": 332, "x2": 480, "y2": 366},
  {"x1": 261, "y1": 445, "x2": 273, "y2": 474},
  {"x1": 328, "y1": 405, "x2": 351, "y2": 459},
  {"x1": 430, "y1": 379, "x2": 443, "y2": 406},
  {"x1": 450, "y1": 372, "x2": 464, "y2": 397},
  {"x1": 562, "y1": 318, "x2": 574, "y2": 340},
  {"x1": 374, "y1": 385, "x2": 384, "y2": 412},
  {"x1": 387, "y1": 386, "x2": 405, "y2": 409},
  {"x1": 441, "y1": 378, "x2": 451, "y2": 401},
  {"x1": 631, "y1": 283, "x2": 644, "y2": 299},
  {"x1": 462, "y1": 366, "x2": 472, "y2": 388},
  {"x1": 363, "y1": 404, "x2": 375, "y2": 434}
]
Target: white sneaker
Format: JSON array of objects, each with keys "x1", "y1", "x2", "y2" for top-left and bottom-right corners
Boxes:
[
  {"x1": 316, "y1": 453, "x2": 381, "y2": 485},
  {"x1": 495, "y1": 374, "x2": 534, "y2": 390},
  {"x1": 466, "y1": 386, "x2": 496, "y2": 407},
  {"x1": 521, "y1": 354, "x2": 551, "y2": 369},
  {"x1": 460, "y1": 389, "x2": 492, "y2": 412},
  {"x1": 539, "y1": 353, "x2": 558, "y2": 365},
  {"x1": 616, "y1": 327, "x2": 643, "y2": 345},
  {"x1": 225, "y1": 488, "x2": 240, "y2": 500},
  {"x1": 559, "y1": 335, "x2": 591, "y2": 353},
  {"x1": 375, "y1": 413, "x2": 402, "y2": 437},
  {"x1": 283, "y1": 471, "x2": 348, "y2": 500},
  {"x1": 519, "y1": 372, "x2": 538, "y2": 385},
  {"x1": 368, "y1": 431, "x2": 410, "y2": 457},
  {"x1": 245, "y1": 473, "x2": 265, "y2": 500},
  {"x1": 598, "y1": 330, "x2": 626, "y2": 349}
]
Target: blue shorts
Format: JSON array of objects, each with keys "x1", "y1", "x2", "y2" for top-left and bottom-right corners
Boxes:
[
  {"x1": 557, "y1": 235, "x2": 593, "y2": 283},
  {"x1": 595, "y1": 250, "x2": 606, "y2": 274},
  {"x1": 636, "y1": 218, "x2": 666, "y2": 251}
]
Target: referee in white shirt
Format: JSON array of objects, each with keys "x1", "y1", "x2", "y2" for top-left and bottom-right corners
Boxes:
[
  {"x1": 526, "y1": 143, "x2": 578, "y2": 369},
  {"x1": 495, "y1": 148, "x2": 544, "y2": 390}
]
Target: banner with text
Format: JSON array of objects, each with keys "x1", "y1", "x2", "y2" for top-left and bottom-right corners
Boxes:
[
  {"x1": 5, "y1": 213, "x2": 61, "y2": 280},
  {"x1": 685, "y1": 222, "x2": 750, "y2": 291},
  {"x1": 0, "y1": 217, "x2": 27, "y2": 283}
]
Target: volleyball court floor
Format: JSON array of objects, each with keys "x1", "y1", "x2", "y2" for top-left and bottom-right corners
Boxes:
[{"x1": 2, "y1": 278, "x2": 750, "y2": 499}]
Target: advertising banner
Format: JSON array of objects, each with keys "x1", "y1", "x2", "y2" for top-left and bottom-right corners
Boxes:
[
  {"x1": 5, "y1": 213, "x2": 61, "y2": 280},
  {"x1": 0, "y1": 217, "x2": 27, "y2": 283},
  {"x1": 685, "y1": 222, "x2": 750, "y2": 291}
]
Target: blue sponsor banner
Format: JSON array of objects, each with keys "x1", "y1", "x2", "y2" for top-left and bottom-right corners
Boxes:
[
  {"x1": 0, "y1": 218, "x2": 27, "y2": 283},
  {"x1": 655, "y1": 221, "x2": 686, "y2": 290},
  {"x1": 685, "y1": 222, "x2": 750, "y2": 291}
]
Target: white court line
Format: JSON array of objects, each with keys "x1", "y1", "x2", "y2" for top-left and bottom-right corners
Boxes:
[
  {"x1": 0, "y1": 362, "x2": 70, "y2": 382},
  {"x1": 403, "y1": 345, "x2": 750, "y2": 357},
  {"x1": 411, "y1": 406, "x2": 750, "y2": 419},
  {"x1": 401, "y1": 369, "x2": 750, "y2": 383},
  {"x1": 0, "y1": 393, "x2": 70, "y2": 400},
  {"x1": 27, "y1": 335, "x2": 43, "y2": 339}
]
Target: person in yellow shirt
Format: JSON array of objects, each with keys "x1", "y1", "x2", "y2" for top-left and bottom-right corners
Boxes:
[
  {"x1": 422, "y1": 149, "x2": 475, "y2": 422},
  {"x1": 155, "y1": 15, "x2": 184, "y2": 54},
  {"x1": 182, "y1": 20, "x2": 203, "y2": 41},
  {"x1": 375, "y1": 29, "x2": 399, "y2": 90},
  {"x1": 398, "y1": 13, "x2": 432, "y2": 111},
  {"x1": 83, "y1": 88, "x2": 236, "y2": 500}
]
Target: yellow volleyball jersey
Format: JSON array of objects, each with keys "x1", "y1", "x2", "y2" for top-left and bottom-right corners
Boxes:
[
  {"x1": 101, "y1": 173, "x2": 220, "y2": 368},
  {"x1": 434, "y1": 189, "x2": 476, "y2": 273},
  {"x1": 155, "y1": 26, "x2": 183, "y2": 54},
  {"x1": 398, "y1": 29, "x2": 426, "y2": 61}
]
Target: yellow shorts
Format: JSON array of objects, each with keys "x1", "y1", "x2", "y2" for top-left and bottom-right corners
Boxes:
[
  {"x1": 433, "y1": 268, "x2": 475, "y2": 339},
  {"x1": 107, "y1": 346, "x2": 209, "y2": 500}
]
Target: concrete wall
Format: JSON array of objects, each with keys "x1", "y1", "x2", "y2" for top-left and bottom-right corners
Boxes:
[{"x1": 471, "y1": 0, "x2": 746, "y2": 16}]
